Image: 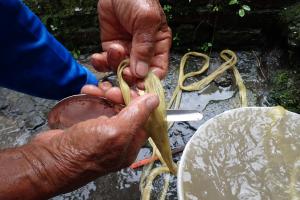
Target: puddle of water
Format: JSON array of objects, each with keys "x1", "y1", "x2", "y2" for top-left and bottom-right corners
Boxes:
[{"x1": 179, "y1": 84, "x2": 235, "y2": 111}]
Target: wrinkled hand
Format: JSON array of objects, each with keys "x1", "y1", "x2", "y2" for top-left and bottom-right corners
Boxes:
[
  {"x1": 80, "y1": 82, "x2": 138, "y2": 104},
  {"x1": 92, "y1": 0, "x2": 172, "y2": 85},
  {"x1": 29, "y1": 92, "x2": 158, "y2": 195},
  {"x1": 0, "y1": 83, "x2": 157, "y2": 200}
]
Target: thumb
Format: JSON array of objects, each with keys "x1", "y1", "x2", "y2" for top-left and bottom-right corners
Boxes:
[
  {"x1": 115, "y1": 94, "x2": 159, "y2": 133},
  {"x1": 130, "y1": 14, "x2": 161, "y2": 78}
]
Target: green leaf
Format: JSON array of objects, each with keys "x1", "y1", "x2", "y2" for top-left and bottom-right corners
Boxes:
[
  {"x1": 163, "y1": 5, "x2": 172, "y2": 13},
  {"x1": 229, "y1": 0, "x2": 239, "y2": 5},
  {"x1": 239, "y1": 9, "x2": 245, "y2": 17},
  {"x1": 213, "y1": 6, "x2": 219, "y2": 12},
  {"x1": 242, "y1": 5, "x2": 251, "y2": 11}
]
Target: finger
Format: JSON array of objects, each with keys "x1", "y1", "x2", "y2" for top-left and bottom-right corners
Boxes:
[
  {"x1": 122, "y1": 68, "x2": 137, "y2": 85},
  {"x1": 150, "y1": 26, "x2": 172, "y2": 79},
  {"x1": 130, "y1": 90, "x2": 139, "y2": 99},
  {"x1": 151, "y1": 67, "x2": 167, "y2": 80},
  {"x1": 104, "y1": 87, "x2": 139, "y2": 104},
  {"x1": 115, "y1": 94, "x2": 159, "y2": 134},
  {"x1": 130, "y1": 11, "x2": 162, "y2": 79},
  {"x1": 123, "y1": 67, "x2": 133, "y2": 77},
  {"x1": 136, "y1": 81, "x2": 145, "y2": 90},
  {"x1": 123, "y1": 67, "x2": 147, "y2": 87},
  {"x1": 104, "y1": 87, "x2": 124, "y2": 104},
  {"x1": 107, "y1": 43, "x2": 127, "y2": 71},
  {"x1": 133, "y1": 69, "x2": 163, "y2": 89},
  {"x1": 99, "y1": 81, "x2": 112, "y2": 91},
  {"x1": 81, "y1": 85, "x2": 104, "y2": 97},
  {"x1": 91, "y1": 53, "x2": 110, "y2": 72}
]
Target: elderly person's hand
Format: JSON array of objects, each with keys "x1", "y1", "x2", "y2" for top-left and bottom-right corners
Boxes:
[
  {"x1": 91, "y1": 0, "x2": 172, "y2": 86},
  {"x1": 0, "y1": 89, "x2": 158, "y2": 199}
]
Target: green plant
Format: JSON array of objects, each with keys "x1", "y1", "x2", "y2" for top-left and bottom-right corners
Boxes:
[
  {"x1": 199, "y1": 42, "x2": 212, "y2": 52},
  {"x1": 207, "y1": 3, "x2": 223, "y2": 12},
  {"x1": 213, "y1": 5, "x2": 220, "y2": 12},
  {"x1": 163, "y1": 4, "x2": 173, "y2": 21},
  {"x1": 71, "y1": 49, "x2": 81, "y2": 59},
  {"x1": 207, "y1": 0, "x2": 251, "y2": 17},
  {"x1": 228, "y1": 0, "x2": 251, "y2": 17},
  {"x1": 269, "y1": 70, "x2": 300, "y2": 113}
]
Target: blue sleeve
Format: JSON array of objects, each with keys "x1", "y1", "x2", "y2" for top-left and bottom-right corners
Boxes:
[{"x1": 0, "y1": 0, "x2": 99, "y2": 100}]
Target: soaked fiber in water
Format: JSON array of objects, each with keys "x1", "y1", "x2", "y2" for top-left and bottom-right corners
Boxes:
[{"x1": 180, "y1": 107, "x2": 300, "y2": 200}]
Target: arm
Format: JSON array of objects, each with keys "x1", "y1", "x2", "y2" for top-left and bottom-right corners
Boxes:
[
  {"x1": 0, "y1": 134, "x2": 68, "y2": 200},
  {"x1": 0, "y1": 94, "x2": 159, "y2": 200},
  {"x1": 0, "y1": 0, "x2": 98, "y2": 100}
]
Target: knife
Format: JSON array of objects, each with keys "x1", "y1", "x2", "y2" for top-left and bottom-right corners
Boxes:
[
  {"x1": 47, "y1": 94, "x2": 203, "y2": 129},
  {"x1": 166, "y1": 109, "x2": 203, "y2": 122}
]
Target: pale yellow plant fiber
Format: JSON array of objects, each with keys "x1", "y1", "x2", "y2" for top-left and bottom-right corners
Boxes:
[
  {"x1": 117, "y1": 49, "x2": 247, "y2": 200},
  {"x1": 117, "y1": 60, "x2": 177, "y2": 175}
]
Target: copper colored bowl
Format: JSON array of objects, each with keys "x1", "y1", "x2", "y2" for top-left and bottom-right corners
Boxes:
[{"x1": 48, "y1": 94, "x2": 124, "y2": 129}]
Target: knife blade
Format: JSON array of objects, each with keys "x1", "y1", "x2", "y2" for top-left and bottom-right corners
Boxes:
[{"x1": 166, "y1": 109, "x2": 203, "y2": 122}]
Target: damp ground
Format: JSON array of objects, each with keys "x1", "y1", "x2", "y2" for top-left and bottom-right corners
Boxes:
[{"x1": 0, "y1": 49, "x2": 282, "y2": 199}]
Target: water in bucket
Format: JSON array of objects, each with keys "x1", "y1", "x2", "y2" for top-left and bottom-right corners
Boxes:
[{"x1": 178, "y1": 107, "x2": 300, "y2": 200}]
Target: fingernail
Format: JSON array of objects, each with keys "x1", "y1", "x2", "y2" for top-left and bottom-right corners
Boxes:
[
  {"x1": 99, "y1": 81, "x2": 112, "y2": 90},
  {"x1": 108, "y1": 48, "x2": 121, "y2": 60},
  {"x1": 91, "y1": 54, "x2": 96, "y2": 59},
  {"x1": 137, "y1": 81, "x2": 145, "y2": 90},
  {"x1": 136, "y1": 61, "x2": 149, "y2": 77},
  {"x1": 102, "y1": 81, "x2": 111, "y2": 87},
  {"x1": 145, "y1": 95, "x2": 159, "y2": 110}
]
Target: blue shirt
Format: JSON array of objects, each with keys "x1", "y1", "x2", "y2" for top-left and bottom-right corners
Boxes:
[{"x1": 0, "y1": 0, "x2": 99, "y2": 100}]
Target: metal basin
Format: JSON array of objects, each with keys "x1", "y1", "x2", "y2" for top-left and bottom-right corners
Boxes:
[{"x1": 47, "y1": 94, "x2": 123, "y2": 129}]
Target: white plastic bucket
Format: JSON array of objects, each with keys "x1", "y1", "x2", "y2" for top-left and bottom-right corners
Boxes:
[{"x1": 178, "y1": 107, "x2": 300, "y2": 200}]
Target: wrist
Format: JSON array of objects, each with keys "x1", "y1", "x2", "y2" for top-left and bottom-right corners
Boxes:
[
  {"x1": 18, "y1": 142, "x2": 67, "y2": 198},
  {"x1": 0, "y1": 141, "x2": 68, "y2": 200},
  {"x1": 27, "y1": 129, "x2": 106, "y2": 194},
  {"x1": 18, "y1": 131, "x2": 93, "y2": 198}
]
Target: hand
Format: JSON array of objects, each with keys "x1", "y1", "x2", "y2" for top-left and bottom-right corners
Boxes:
[
  {"x1": 0, "y1": 83, "x2": 157, "y2": 200},
  {"x1": 28, "y1": 93, "x2": 158, "y2": 196},
  {"x1": 91, "y1": 0, "x2": 172, "y2": 86},
  {"x1": 80, "y1": 82, "x2": 138, "y2": 104}
]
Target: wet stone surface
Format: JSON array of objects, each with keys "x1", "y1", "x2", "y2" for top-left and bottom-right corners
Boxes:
[{"x1": 0, "y1": 50, "x2": 272, "y2": 199}]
